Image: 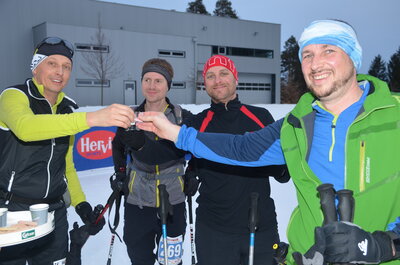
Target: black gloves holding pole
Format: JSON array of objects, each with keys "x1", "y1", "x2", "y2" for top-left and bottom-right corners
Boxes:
[
  {"x1": 293, "y1": 184, "x2": 399, "y2": 265},
  {"x1": 183, "y1": 168, "x2": 199, "y2": 197},
  {"x1": 75, "y1": 201, "x2": 106, "y2": 235},
  {"x1": 110, "y1": 167, "x2": 129, "y2": 195},
  {"x1": 313, "y1": 221, "x2": 398, "y2": 264}
]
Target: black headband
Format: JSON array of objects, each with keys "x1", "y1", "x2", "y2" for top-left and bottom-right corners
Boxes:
[{"x1": 141, "y1": 64, "x2": 172, "y2": 90}]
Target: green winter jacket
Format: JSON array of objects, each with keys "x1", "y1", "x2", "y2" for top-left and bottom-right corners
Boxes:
[{"x1": 281, "y1": 74, "x2": 400, "y2": 265}]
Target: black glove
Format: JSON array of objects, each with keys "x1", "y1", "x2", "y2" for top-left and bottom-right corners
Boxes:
[
  {"x1": 316, "y1": 221, "x2": 397, "y2": 264},
  {"x1": 292, "y1": 244, "x2": 326, "y2": 265},
  {"x1": 75, "y1": 202, "x2": 106, "y2": 235},
  {"x1": 119, "y1": 129, "x2": 145, "y2": 150},
  {"x1": 110, "y1": 168, "x2": 128, "y2": 195},
  {"x1": 69, "y1": 222, "x2": 89, "y2": 249},
  {"x1": 183, "y1": 170, "x2": 199, "y2": 196}
]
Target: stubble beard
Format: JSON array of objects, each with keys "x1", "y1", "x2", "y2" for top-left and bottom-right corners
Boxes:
[{"x1": 307, "y1": 67, "x2": 355, "y2": 99}]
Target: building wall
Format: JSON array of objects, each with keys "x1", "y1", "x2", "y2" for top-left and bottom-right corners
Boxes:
[{"x1": 0, "y1": 0, "x2": 281, "y2": 105}]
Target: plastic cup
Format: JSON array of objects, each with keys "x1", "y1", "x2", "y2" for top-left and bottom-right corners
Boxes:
[
  {"x1": 0, "y1": 208, "x2": 7, "y2": 227},
  {"x1": 29, "y1": 203, "x2": 49, "y2": 225}
]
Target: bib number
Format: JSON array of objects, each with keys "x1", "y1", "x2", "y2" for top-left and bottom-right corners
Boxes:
[{"x1": 158, "y1": 235, "x2": 183, "y2": 265}]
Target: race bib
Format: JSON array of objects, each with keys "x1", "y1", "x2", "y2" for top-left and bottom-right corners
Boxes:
[{"x1": 158, "y1": 235, "x2": 183, "y2": 265}]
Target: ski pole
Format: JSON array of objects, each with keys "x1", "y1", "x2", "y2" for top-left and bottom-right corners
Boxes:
[
  {"x1": 316, "y1": 183, "x2": 337, "y2": 225},
  {"x1": 106, "y1": 233, "x2": 115, "y2": 265},
  {"x1": 158, "y1": 184, "x2": 172, "y2": 265},
  {"x1": 248, "y1": 192, "x2": 259, "y2": 265},
  {"x1": 337, "y1": 189, "x2": 354, "y2": 222},
  {"x1": 187, "y1": 195, "x2": 197, "y2": 265},
  {"x1": 336, "y1": 189, "x2": 355, "y2": 265}
]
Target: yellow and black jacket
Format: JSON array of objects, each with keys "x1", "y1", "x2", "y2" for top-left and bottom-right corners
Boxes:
[{"x1": 0, "y1": 79, "x2": 88, "y2": 208}]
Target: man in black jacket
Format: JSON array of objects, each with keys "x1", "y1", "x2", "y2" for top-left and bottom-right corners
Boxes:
[
  {"x1": 111, "y1": 58, "x2": 192, "y2": 265},
  {"x1": 184, "y1": 55, "x2": 289, "y2": 265}
]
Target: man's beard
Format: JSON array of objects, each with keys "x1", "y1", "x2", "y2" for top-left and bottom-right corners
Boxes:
[{"x1": 308, "y1": 67, "x2": 355, "y2": 99}]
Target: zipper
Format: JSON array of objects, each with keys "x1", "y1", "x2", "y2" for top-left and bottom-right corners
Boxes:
[
  {"x1": 44, "y1": 139, "x2": 55, "y2": 198},
  {"x1": 5, "y1": 171, "x2": 16, "y2": 204},
  {"x1": 359, "y1": 140, "x2": 366, "y2": 192},
  {"x1": 44, "y1": 101, "x2": 56, "y2": 198},
  {"x1": 328, "y1": 116, "x2": 338, "y2": 162}
]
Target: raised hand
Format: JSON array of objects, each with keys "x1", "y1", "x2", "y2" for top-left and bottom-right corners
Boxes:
[
  {"x1": 86, "y1": 104, "x2": 135, "y2": 129},
  {"x1": 136, "y1": 111, "x2": 181, "y2": 142}
]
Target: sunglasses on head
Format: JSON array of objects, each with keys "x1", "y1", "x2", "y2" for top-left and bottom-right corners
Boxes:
[{"x1": 36, "y1": 37, "x2": 74, "y2": 56}]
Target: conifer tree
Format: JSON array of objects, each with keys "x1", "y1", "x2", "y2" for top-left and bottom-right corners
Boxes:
[
  {"x1": 187, "y1": 0, "x2": 210, "y2": 15},
  {"x1": 213, "y1": 0, "x2": 238, "y2": 18},
  {"x1": 387, "y1": 46, "x2": 400, "y2": 91},
  {"x1": 368, "y1": 55, "x2": 387, "y2": 82}
]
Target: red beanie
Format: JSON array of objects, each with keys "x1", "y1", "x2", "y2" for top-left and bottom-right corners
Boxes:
[{"x1": 202, "y1": 55, "x2": 238, "y2": 81}]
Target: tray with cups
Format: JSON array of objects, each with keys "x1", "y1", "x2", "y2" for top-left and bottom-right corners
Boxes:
[{"x1": 0, "y1": 204, "x2": 55, "y2": 247}]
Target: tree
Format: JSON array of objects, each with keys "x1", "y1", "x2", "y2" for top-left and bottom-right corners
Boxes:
[
  {"x1": 80, "y1": 16, "x2": 124, "y2": 105},
  {"x1": 213, "y1": 0, "x2": 238, "y2": 18},
  {"x1": 187, "y1": 0, "x2": 210, "y2": 15},
  {"x1": 387, "y1": 46, "x2": 400, "y2": 92},
  {"x1": 368, "y1": 55, "x2": 387, "y2": 82},
  {"x1": 280, "y1": 35, "x2": 307, "y2": 103}
]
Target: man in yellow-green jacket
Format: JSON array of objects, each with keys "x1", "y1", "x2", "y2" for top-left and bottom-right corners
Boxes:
[{"x1": 0, "y1": 37, "x2": 135, "y2": 265}]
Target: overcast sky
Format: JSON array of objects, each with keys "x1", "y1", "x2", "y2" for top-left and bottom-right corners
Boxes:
[{"x1": 103, "y1": 0, "x2": 400, "y2": 74}]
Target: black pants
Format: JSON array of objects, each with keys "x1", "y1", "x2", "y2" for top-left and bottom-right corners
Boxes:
[
  {"x1": 0, "y1": 205, "x2": 68, "y2": 265},
  {"x1": 195, "y1": 220, "x2": 279, "y2": 265},
  {"x1": 123, "y1": 202, "x2": 186, "y2": 265}
]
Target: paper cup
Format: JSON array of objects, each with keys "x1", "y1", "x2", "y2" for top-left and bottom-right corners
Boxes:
[
  {"x1": 29, "y1": 203, "x2": 49, "y2": 225},
  {"x1": 0, "y1": 208, "x2": 7, "y2": 227}
]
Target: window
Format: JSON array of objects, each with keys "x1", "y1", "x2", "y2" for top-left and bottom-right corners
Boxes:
[
  {"x1": 196, "y1": 82, "x2": 205, "y2": 90},
  {"x1": 197, "y1": 82, "x2": 270, "y2": 91},
  {"x1": 158, "y1": 49, "x2": 185, "y2": 58},
  {"x1": 237, "y1": 82, "x2": 271, "y2": 91},
  {"x1": 76, "y1": 79, "x2": 110, "y2": 87},
  {"x1": 212, "y1": 46, "x2": 273, "y2": 59},
  {"x1": 171, "y1": 82, "x2": 186, "y2": 89},
  {"x1": 75, "y1": 44, "x2": 109, "y2": 53}
]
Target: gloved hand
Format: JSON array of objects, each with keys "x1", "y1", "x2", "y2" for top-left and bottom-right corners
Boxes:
[
  {"x1": 292, "y1": 244, "x2": 326, "y2": 265},
  {"x1": 110, "y1": 168, "x2": 128, "y2": 195},
  {"x1": 69, "y1": 222, "x2": 89, "y2": 249},
  {"x1": 183, "y1": 169, "x2": 199, "y2": 196},
  {"x1": 293, "y1": 221, "x2": 398, "y2": 265},
  {"x1": 119, "y1": 129, "x2": 145, "y2": 150},
  {"x1": 75, "y1": 202, "x2": 106, "y2": 235},
  {"x1": 316, "y1": 221, "x2": 397, "y2": 264}
]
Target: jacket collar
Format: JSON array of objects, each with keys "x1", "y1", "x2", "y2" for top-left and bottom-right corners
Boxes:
[{"x1": 209, "y1": 95, "x2": 242, "y2": 112}]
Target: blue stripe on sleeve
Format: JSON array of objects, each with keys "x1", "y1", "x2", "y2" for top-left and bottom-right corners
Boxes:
[{"x1": 176, "y1": 120, "x2": 285, "y2": 166}]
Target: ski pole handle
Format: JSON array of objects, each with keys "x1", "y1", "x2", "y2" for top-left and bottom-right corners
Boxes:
[
  {"x1": 249, "y1": 192, "x2": 259, "y2": 233},
  {"x1": 317, "y1": 184, "x2": 337, "y2": 224},
  {"x1": 337, "y1": 189, "x2": 354, "y2": 222},
  {"x1": 158, "y1": 184, "x2": 169, "y2": 224}
]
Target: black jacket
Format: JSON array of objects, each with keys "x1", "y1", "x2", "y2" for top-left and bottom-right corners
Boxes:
[
  {"x1": 184, "y1": 96, "x2": 289, "y2": 233},
  {"x1": 112, "y1": 98, "x2": 193, "y2": 169}
]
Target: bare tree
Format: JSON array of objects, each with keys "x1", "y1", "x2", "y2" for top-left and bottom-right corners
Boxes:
[{"x1": 80, "y1": 16, "x2": 124, "y2": 105}]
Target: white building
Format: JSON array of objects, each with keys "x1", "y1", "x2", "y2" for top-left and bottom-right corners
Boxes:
[{"x1": 0, "y1": 0, "x2": 281, "y2": 106}]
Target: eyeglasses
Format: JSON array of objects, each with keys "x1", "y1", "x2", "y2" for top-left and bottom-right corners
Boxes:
[{"x1": 35, "y1": 37, "x2": 74, "y2": 57}]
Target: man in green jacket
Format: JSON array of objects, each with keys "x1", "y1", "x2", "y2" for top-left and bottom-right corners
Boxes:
[{"x1": 134, "y1": 19, "x2": 400, "y2": 265}]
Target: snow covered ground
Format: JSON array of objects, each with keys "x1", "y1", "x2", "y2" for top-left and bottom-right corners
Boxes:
[{"x1": 68, "y1": 104, "x2": 297, "y2": 265}]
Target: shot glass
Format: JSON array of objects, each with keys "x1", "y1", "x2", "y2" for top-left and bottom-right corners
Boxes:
[
  {"x1": 126, "y1": 111, "x2": 142, "y2": 131},
  {"x1": 29, "y1": 203, "x2": 49, "y2": 225},
  {"x1": 0, "y1": 208, "x2": 7, "y2": 227}
]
